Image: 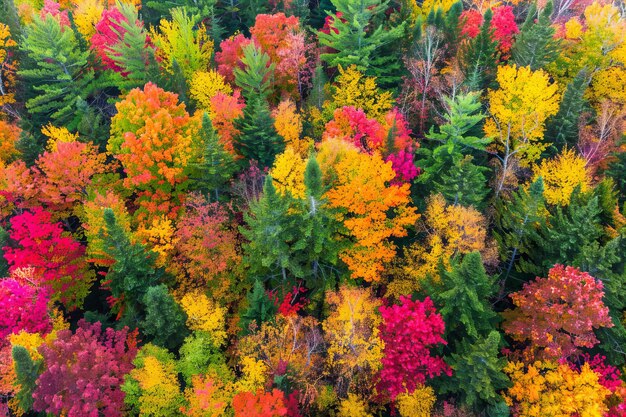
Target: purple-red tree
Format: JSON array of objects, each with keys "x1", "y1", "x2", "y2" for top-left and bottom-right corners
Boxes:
[
  {"x1": 32, "y1": 320, "x2": 137, "y2": 417},
  {"x1": 0, "y1": 277, "x2": 51, "y2": 346}
]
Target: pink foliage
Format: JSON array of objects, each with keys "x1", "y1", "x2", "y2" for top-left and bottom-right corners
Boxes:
[
  {"x1": 33, "y1": 320, "x2": 137, "y2": 417},
  {"x1": 40, "y1": 0, "x2": 70, "y2": 27},
  {"x1": 323, "y1": 106, "x2": 385, "y2": 153},
  {"x1": 210, "y1": 90, "x2": 246, "y2": 154},
  {"x1": 0, "y1": 278, "x2": 51, "y2": 346},
  {"x1": 386, "y1": 148, "x2": 418, "y2": 184},
  {"x1": 3, "y1": 208, "x2": 92, "y2": 309},
  {"x1": 377, "y1": 296, "x2": 451, "y2": 401},
  {"x1": 90, "y1": 7, "x2": 129, "y2": 73},
  {"x1": 216, "y1": 34, "x2": 252, "y2": 83}
]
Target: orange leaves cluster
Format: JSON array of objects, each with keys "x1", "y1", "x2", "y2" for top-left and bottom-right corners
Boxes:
[
  {"x1": 320, "y1": 139, "x2": 419, "y2": 282},
  {"x1": 231, "y1": 389, "x2": 288, "y2": 417}
]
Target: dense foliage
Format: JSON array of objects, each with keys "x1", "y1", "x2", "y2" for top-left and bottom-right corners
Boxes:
[{"x1": 0, "y1": 0, "x2": 625, "y2": 416}]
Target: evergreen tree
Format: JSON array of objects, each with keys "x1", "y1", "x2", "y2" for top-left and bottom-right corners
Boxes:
[
  {"x1": 12, "y1": 345, "x2": 43, "y2": 414},
  {"x1": 441, "y1": 331, "x2": 510, "y2": 410},
  {"x1": 545, "y1": 70, "x2": 590, "y2": 150},
  {"x1": 0, "y1": 225, "x2": 9, "y2": 277},
  {"x1": 415, "y1": 93, "x2": 492, "y2": 208},
  {"x1": 606, "y1": 151, "x2": 626, "y2": 205},
  {"x1": 424, "y1": 252, "x2": 499, "y2": 344},
  {"x1": 141, "y1": 284, "x2": 189, "y2": 350},
  {"x1": 240, "y1": 279, "x2": 277, "y2": 333},
  {"x1": 241, "y1": 175, "x2": 302, "y2": 284},
  {"x1": 19, "y1": 14, "x2": 95, "y2": 131},
  {"x1": 459, "y1": 8, "x2": 499, "y2": 91},
  {"x1": 317, "y1": 0, "x2": 405, "y2": 84},
  {"x1": 191, "y1": 113, "x2": 237, "y2": 201},
  {"x1": 234, "y1": 43, "x2": 275, "y2": 101},
  {"x1": 511, "y1": 2, "x2": 560, "y2": 71}
]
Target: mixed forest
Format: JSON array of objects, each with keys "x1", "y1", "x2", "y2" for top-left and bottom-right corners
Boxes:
[{"x1": 0, "y1": 0, "x2": 626, "y2": 415}]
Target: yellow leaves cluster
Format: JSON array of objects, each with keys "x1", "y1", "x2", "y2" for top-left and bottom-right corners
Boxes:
[
  {"x1": 235, "y1": 356, "x2": 268, "y2": 393},
  {"x1": 395, "y1": 385, "x2": 436, "y2": 417},
  {"x1": 532, "y1": 148, "x2": 591, "y2": 206},
  {"x1": 190, "y1": 70, "x2": 232, "y2": 110},
  {"x1": 504, "y1": 361, "x2": 610, "y2": 417},
  {"x1": 135, "y1": 215, "x2": 178, "y2": 268},
  {"x1": 320, "y1": 139, "x2": 419, "y2": 282},
  {"x1": 180, "y1": 291, "x2": 227, "y2": 347},
  {"x1": 337, "y1": 394, "x2": 373, "y2": 417},
  {"x1": 71, "y1": 0, "x2": 104, "y2": 39},
  {"x1": 390, "y1": 194, "x2": 496, "y2": 297},
  {"x1": 0, "y1": 120, "x2": 20, "y2": 163},
  {"x1": 0, "y1": 22, "x2": 17, "y2": 108},
  {"x1": 273, "y1": 99, "x2": 311, "y2": 157},
  {"x1": 325, "y1": 65, "x2": 393, "y2": 121},
  {"x1": 323, "y1": 286, "x2": 383, "y2": 396},
  {"x1": 41, "y1": 124, "x2": 78, "y2": 152},
  {"x1": 150, "y1": 9, "x2": 213, "y2": 79},
  {"x1": 270, "y1": 146, "x2": 307, "y2": 199},
  {"x1": 485, "y1": 65, "x2": 560, "y2": 166}
]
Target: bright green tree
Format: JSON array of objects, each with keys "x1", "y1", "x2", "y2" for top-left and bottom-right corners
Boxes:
[{"x1": 511, "y1": 2, "x2": 560, "y2": 71}]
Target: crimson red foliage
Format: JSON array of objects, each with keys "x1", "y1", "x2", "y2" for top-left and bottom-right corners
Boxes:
[{"x1": 0, "y1": 278, "x2": 51, "y2": 346}]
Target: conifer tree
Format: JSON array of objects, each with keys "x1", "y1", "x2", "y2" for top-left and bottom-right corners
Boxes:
[
  {"x1": 141, "y1": 284, "x2": 189, "y2": 350},
  {"x1": 12, "y1": 345, "x2": 42, "y2": 414},
  {"x1": 240, "y1": 279, "x2": 277, "y2": 333},
  {"x1": 459, "y1": 9, "x2": 499, "y2": 91},
  {"x1": 511, "y1": 2, "x2": 560, "y2": 71},
  {"x1": 19, "y1": 14, "x2": 95, "y2": 131},
  {"x1": 191, "y1": 113, "x2": 237, "y2": 201},
  {"x1": 545, "y1": 70, "x2": 590, "y2": 150},
  {"x1": 317, "y1": 0, "x2": 405, "y2": 84}
]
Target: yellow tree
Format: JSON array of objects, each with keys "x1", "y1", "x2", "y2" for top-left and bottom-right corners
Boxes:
[
  {"x1": 322, "y1": 286, "x2": 383, "y2": 399},
  {"x1": 272, "y1": 99, "x2": 311, "y2": 157},
  {"x1": 180, "y1": 291, "x2": 227, "y2": 348},
  {"x1": 319, "y1": 139, "x2": 419, "y2": 282},
  {"x1": 0, "y1": 22, "x2": 17, "y2": 116},
  {"x1": 532, "y1": 148, "x2": 591, "y2": 206},
  {"x1": 484, "y1": 65, "x2": 560, "y2": 196},
  {"x1": 270, "y1": 146, "x2": 307, "y2": 199},
  {"x1": 389, "y1": 194, "x2": 497, "y2": 298},
  {"x1": 189, "y1": 70, "x2": 232, "y2": 110},
  {"x1": 71, "y1": 0, "x2": 105, "y2": 39}
]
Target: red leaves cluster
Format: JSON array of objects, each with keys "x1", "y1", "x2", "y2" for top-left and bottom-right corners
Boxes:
[
  {"x1": 377, "y1": 296, "x2": 451, "y2": 401},
  {"x1": 503, "y1": 265, "x2": 613, "y2": 360},
  {"x1": 3, "y1": 208, "x2": 93, "y2": 309},
  {"x1": 33, "y1": 320, "x2": 137, "y2": 417},
  {"x1": 459, "y1": 7, "x2": 519, "y2": 55},
  {"x1": 91, "y1": 7, "x2": 129, "y2": 73},
  {"x1": 232, "y1": 389, "x2": 289, "y2": 417}
]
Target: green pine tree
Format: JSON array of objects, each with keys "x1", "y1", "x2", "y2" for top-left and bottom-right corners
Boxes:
[
  {"x1": 19, "y1": 14, "x2": 95, "y2": 131},
  {"x1": 459, "y1": 8, "x2": 499, "y2": 91},
  {"x1": 606, "y1": 150, "x2": 626, "y2": 205},
  {"x1": 234, "y1": 42, "x2": 275, "y2": 101},
  {"x1": 441, "y1": 331, "x2": 510, "y2": 410},
  {"x1": 240, "y1": 279, "x2": 277, "y2": 333},
  {"x1": 141, "y1": 284, "x2": 189, "y2": 350},
  {"x1": 191, "y1": 113, "x2": 237, "y2": 201},
  {"x1": 12, "y1": 345, "x2": 43, "y2": 414},
  {"x1": 511, "y1": 2, "x2": 560, "y2": 71},
  {"x1": 317, "y1": 0, "x2": 405, "y2": 85}
]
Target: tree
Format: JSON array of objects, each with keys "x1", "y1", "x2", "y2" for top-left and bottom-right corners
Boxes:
[
  {"x1": 19, "y1": 13, "x2": 95, "y2": 130},
  {"x1": 231, "y1": 389, "x2": 288, "y2": 417},
  {"x1": 317, "y1": 0, "x2": 405, "y2": 85},
  {"x1": 320, "y1": 139, "x2": 419, "y2": 282},
  {"x1": 323, "y1": 286, "x2": 383, "y2": 398},
  {"x1": 4, "y1": 208, "x2": 95, "y2": 309},
  {"x1": 511, "y1": 2, "x2": 560, "y2": 71},
  {"x1": 415, "y1": 92, "x2": 492, "y2": 209},
  {"x1": 122, "y1": 343, "x2": 184, "y2": 417},
  {"x1": 32, "y1": 320, "x2": 137, "y2": 417},
  {"x1": 503, "y1": 265, "x2": 613, "y2": 360},
  {"x1": 503, "y1": 361, "x2": 610, "y2": 417},
  {"x1": 240, "y1": 280, "x2": 277, "y2": 333},
  {"x1": 11, "y1": 345, "x2": 42, "y2": 415},
  {"x1": 0, "y1": 277, "x2": 51, "y2": 344},
  {"x1": 532, "y1": 148, "x2": 591, "y2": 206},
  {"x1": 235, "y1": 96, "x2": 285, "y2": 168},
  {"x1": 377, "y1": 296, "x2": 451, "y2": 401},
  {"x1": 485, "y1": 65, "x2": 561, "y2": 196},
  {"x1": 395, "y1": 385, "x2": 436, "y2": 417},
  {"x1": 545, "y1": 70, "x2": 590, "y2": 150},
  {"x1": 141, "y1": 284, "x2": 188, "y2": 350},
  {"x1": 459, "y1": 8, "x2": 498, "y2": 91},
  {"x1": 234, "y1": 43, "x2": 275, "y2": 102},
  {"x1": 442, "y1": 331, "x2": 510, "y2": 409}
]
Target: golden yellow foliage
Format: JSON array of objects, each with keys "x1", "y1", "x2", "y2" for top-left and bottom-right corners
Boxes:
[
  {"x1": 390, "y1": 194, "x2": 496, "y2": 297},
  {"x1": 9, "y1": 331, "x2": 45, "y2": 361},
  {"x1": 41, "y1": 124, "x2": 78, "y2": 152},
  {"x1": 270, "y1": 146, "x2": 307, "y2": 199},
  {"x1": 504, "y1": 361, "x2": 610, "y2": 417},
  {"x1": 180, "y1": 291, "x2": 227, "y2": 347},
  {"x1": 273, "y1": 99, "x2": 311, "y2": 157},
  {"x1": 234, "y1": 356, "x2": 269, "y2": 393},
  {"x1": 485, "y1": 65, "x2": 560, "y2": 166},
  {"x1": 190, "y1": 70, "x2": 232, "y2": 110},
  {"x1": 323, "y1": 286, "x2": 383, "y2": 394},
  {"x1": 134, "y1": 215, "x2": 178, "y2": 268},
  {"x1": 323, "y1": 65, "x2": 393, "y2": 122},
  {"x1": 71, "y1": 0, "x2": 104, "y2": 39},
  {"x1": 320, "y1": 139, "x2": 419, "y2": 282},
  {"x1": 532, "y1": 148, "x2": 591, "y2": 206},
  {"x1": 0, "y1": 120, "x2": 20, "y2": 163},
  {"x1": 337, "y1": 394, "x2": 373, "y2": 417},
  {"x1": 0, "y1": 22, "x2": 17, "y2": 108},
  {"x1": 395, "y1": 385, "x2": 436, "y2": 417}
]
